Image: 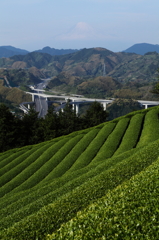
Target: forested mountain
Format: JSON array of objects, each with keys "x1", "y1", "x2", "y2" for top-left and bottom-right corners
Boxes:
[
  {"x1": 0, "y1": 46, "x2": 79, "y2": 58},
  {"x1": 0, "y1": 46, "x2": 29, "y2": 58},
  {"x1": 123, "y1": 43, "x2": 159, "y2": 55},
  {"x1": 0, "y1": 47, "x2": 159, "y2": 100},
  {"x1": 34, "y1": 46, "x2": 79, "y2": 55}
]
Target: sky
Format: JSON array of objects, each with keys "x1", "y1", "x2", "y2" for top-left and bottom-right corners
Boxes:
[{"x1": 1, "y1": 0, "x2": 159, "y2": 52}]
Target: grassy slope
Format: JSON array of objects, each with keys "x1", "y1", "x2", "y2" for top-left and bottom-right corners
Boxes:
[
  {"x1": 0, "y1": 107, "x2": 159, "y2": 239},
  {"x1": 48, "y1": 156, "x2": 159, "y2": 240}
]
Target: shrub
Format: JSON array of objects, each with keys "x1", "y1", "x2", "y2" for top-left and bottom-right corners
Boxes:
[
  {"x1": 114, "y1": 113, "x2": 144, "y2": 155},
  {"x1": 48, "y1": 157, "x2": 159, "y2": 240},
  {"x1": 92, "y1": 118, "x2": 130, "y2": 162},
  {"x1": 1, "y1": 138, "x2": 159, "y2": 239},
  {"x1": 137, "y1": 108, "x2": 159, "y2": 147},
  {"x1": 68, "y1": 123, "x2": 116, "y2": 172}
]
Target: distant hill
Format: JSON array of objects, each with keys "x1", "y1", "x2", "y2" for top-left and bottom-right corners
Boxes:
[
  {"x1": 0, "y1": 45, "x2": 79, "y2": 58},
  {"x1": 0, "y1": 46, "x2": 29, "y2": 58},
  {"x1": 35, "y1": 46, "x2": 79, "y2": 55},
  {"x1": 0, "y1": 47, "x2": 159, "y2": 100},
  {"x1": 123, "y1": 43, "x2": 159, "y2": 55}
]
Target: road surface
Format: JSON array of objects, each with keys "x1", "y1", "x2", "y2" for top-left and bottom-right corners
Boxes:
[{"x1": 34, "y1": 80, "x2": 49, "y2": 118}]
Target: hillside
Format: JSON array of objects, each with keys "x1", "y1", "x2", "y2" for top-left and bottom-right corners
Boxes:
[
  {"x1": 35, "y1": 46, "x2": 79, "y2": 55},
  {"x1": 0, "y1": 106, "x2": 159, "y2": 239},
  {"x1": 0, "y1": 47, "x2": 159, "y2": 100},
  {"x1": 0, "y1": 48, "x2": 138, "y2": 76},
  {"x1": 0, "y1": 46, "x2": 29, "y2": 58},
  {"x1": 0, "y1": 46, "x2": 79, "y2": 58},
  {"x1": 123, "y1": 43, "x2": 159, "y2": 55},
  {"x1": 0, "y1": 80, "x2": 31, "y2": 104}
]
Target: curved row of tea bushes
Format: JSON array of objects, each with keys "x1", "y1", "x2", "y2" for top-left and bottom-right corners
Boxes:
[
  {"x1": 137, "y1": 108, "x2": 159, "y2": 147},
  {"x1": 1, "y1": 138, "x2": 159, "y2": 240},
  {"x1": 92, "y1": 118, "x2": 130, "y2": 163},
  {"x1": 0, "y1": 138, "x2": 71, "y2": 197},
  {"x1": 114, "y1": 113, "x2": 144, "y2": 156},
  {"x1": 68, "y1": 123, "x2": 116, "y2": 172},
  {"x1": 0, "y1": 146, "x2": 44, "y2": 189},
  {"x1": 49, "y1": 157, "x2": 159, "y2": 240},
  {"x1": 0, "y1": 149, "x2": 30, "y2": 177},
  {"x1": 41, "y1": 128, "x2": 101, "y2": 182},
  {"x1": 17, "y1": 134, "x2": 83, "y2": 186},
  {"x1": 0, "y1": 149, "x2": 137, "y2": 229}
]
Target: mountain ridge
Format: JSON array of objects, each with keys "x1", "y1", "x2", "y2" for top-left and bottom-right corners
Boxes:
[
  {"x1": 123, "y1": 43, "x2": 159, "y2": 55},
  {"x1": 1, "y1": 42, "x2": 159, "y2": 58}
]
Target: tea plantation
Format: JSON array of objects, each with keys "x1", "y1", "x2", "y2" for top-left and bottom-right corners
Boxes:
[{"x1": 0, "y1": 107, "x2": 159, "y2": 239}]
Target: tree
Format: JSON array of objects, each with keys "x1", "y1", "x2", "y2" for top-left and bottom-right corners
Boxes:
[
  {"x1": 58, "y1": 100, "x2": 80, "y2": 135},
  {"x1": 21, "y1": 107, "x2": 43, "y2": 145},
  {"x1": 0, "y1": 104, "x2": 17, "y2": 152},
  {"x1": 83, "y1": 101, "x2": 108, "y2": 127},
  {"x1": 150, "y1": 68, "x2": 159, "y2": 94},
  {"x1": 42, "y1": 106, "x2": 59, "y2": 140}
]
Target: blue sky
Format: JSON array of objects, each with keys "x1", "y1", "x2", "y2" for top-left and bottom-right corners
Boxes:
[{"x1": 1, "y1": 0, "x2": 159, "y2": 52}]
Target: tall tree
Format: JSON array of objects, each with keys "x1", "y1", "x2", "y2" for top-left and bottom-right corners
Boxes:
[
  {"x1": 83, "y1": 101, "x2": 108, "y2": 127},
  {"x1": 0, "y1": 104, "x2": 17, "y2": 152},
  {"x1": 43, "y1": 106, "x2": 59, "y2": 140},
  {"x1": 58, "y1": 101, "x2": 80, "y2": 135},
  {"x1": 21, "y1": 107, "x2": 43, "y2": 145},
  {"x1": 150, "y1": 68, "x2": 159, "y2": 94}
]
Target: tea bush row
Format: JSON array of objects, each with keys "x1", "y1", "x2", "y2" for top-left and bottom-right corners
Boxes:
[
  {"x1": 42, "y1": 128, "x2": 100, "y2": 182},
  {"x1": 0, "y1": 149, "x2": 137, "y2": 226},
  {"x1": 114, "y1": 113, "x2": 144, "y2": 156},
  {"x1": 48, "y1": 157, "x2": 159, "y2": 240},
  {"x1": 92, "y1": 118, "x2": 130, "y2": 162},
  {"x1": 68, "y1": 123, "x2": 116, "y2": 172},
  {"x1": 0, "y1": 138, "x2": 70, "y2": 197},
  {"x1": 0, "y1": 146, "x2": 43, "y2": 190},
  {"x1": 1, "y1": 138, "x2": 159, "y2": 239},
  {"x1": 137, "y1": 108, "x2": 159, "y2": 147},
  {"x1": 17, "y1": 134, "x2": 83, "y2": 186}
]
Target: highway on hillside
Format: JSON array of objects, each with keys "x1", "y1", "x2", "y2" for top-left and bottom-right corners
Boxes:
[{"x1": 34, "y1": 80, "x2": 49, "y2": 118}]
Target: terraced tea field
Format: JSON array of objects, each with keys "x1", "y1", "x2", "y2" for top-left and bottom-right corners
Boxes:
[{"x1": 0, "y1": 107, "x2": 159, "y2": 239}]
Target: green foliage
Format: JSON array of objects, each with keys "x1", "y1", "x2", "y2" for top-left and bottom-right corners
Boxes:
[
  {"x1": 92, "y1": 118, "x2": 130, "y2": 162},
  {"x1": 0, "y1": 107, "x2": 159, "y2": 239},
  {"x1": 48, "y1": 158, "x2": 159, "y2": 240},
  {"x1": 150, "y1": 68, "x2": 159, "y2": 94},
  {"x1": 83, "y1": 101, "x2": 108, "y2": 127},
  {"x1": 69, "y1": 123, "x2": 116, "y2": 171},
  {"x1": 1, "y1": 138, "x2": 159, "y2": 239},
  {"x1": 137, "y1": 108, "x2": 159, "y2": 147},
  {"x1": 0, "y1": 103, "x2": 18, "y2": 152},
  {"x1": 114, "y1": 113, "x2": 144, "y2": 155},
  {"x1": 107, "y1": 98, "x2": 143, "y2": 120}
]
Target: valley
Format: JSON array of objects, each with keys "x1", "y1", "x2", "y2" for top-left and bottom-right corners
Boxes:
[{"x1": 0, "y1": 44, "x2": 159, "y2": 239}]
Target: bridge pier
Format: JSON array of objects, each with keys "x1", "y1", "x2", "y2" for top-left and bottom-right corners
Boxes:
[
  {"x1": 102, "y1": 102, "x2": 107, "y2": 110},
  {"x1": 143, "y1": 104, "x2": 148, "y2": 109},
  {"x1": 71, "y1": 101, "x2": 80, "y2": 115},
  {"x1": 75, "y1": 103, "x2": 79, "y2": 115}
]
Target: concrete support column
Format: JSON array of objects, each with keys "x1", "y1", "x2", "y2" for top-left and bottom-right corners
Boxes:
[
  {"x1": 143, "y1": 104, "x2": 148, "y2": 109},
  {"x1": 28, "y1": 104, "x2": 30, "y2": 109},
  {"x1": 102, "y1": 102, "x2": 107, "y2": 110},
  {"x1": 72, "y1": 101, "x2": 75, "y2": 111},
  {"x1": 32, "y1": 94, "x2": 34, "y2": 102},
  {"x1": 76, "y1": 103, "x2": 79, "y2": 115}
]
